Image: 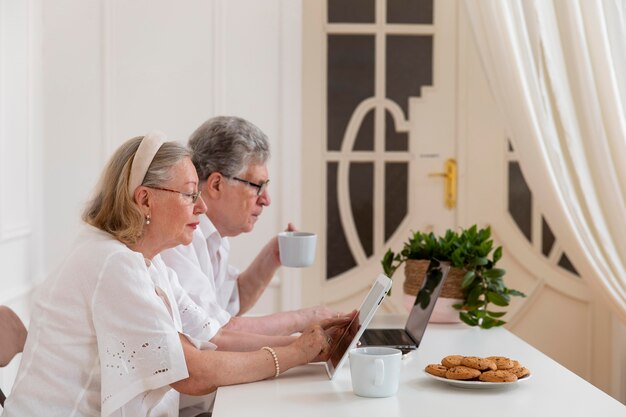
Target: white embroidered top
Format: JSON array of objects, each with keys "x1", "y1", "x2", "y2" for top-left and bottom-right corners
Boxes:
[
  {"x1": 2, "y1": 226, "x2": 217, "y2": 417},
  {"x1": 161, "y1": 215, "x2": 241, "y2": 329}
]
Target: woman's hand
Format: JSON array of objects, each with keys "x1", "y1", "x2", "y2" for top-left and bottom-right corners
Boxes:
[
  {"x1": 293, "y1": 305, "x2": 340, "y2": 332},
  {"x1": 291, "y1": 312, "x2": 357, "y2": 363}
]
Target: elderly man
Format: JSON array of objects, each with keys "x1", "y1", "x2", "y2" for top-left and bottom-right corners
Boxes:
[{"x1": 162, "y1": 116, "x2": 335, "y2": 336}]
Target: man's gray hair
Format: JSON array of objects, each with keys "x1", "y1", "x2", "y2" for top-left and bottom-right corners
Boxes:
[{"x1": 189, "y1": 116, "x2": 270, "y2": 181}]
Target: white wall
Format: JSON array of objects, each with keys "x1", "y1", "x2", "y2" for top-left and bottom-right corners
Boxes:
[{"x1": 0, "y1": 0, "x2": 42, "y2": 395}]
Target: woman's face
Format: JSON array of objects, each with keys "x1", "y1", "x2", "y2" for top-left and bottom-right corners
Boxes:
[{"x1": 144, "y1": 158, "x2": 207, "y2": 253}]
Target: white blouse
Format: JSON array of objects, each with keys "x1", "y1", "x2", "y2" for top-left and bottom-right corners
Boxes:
[{"x1": 2, "y1": 226, "x2": 217, "y2": 417}]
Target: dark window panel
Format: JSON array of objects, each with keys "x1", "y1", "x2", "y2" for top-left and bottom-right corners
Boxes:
[
  {"x1": 508, "y1": 161, "x2": 532, "y2": 241},
  {"x1": 558, "y1": 253, "x2": 580, "y2": 277},
  {"x1": 385, "y1": 163, "x2": 408, "y2": 241},
  {"x1": 353, "y1": 110, "x2": 375, "y2": 151},
  {"x1": 349, "y1": 163, "x2": 374, "y2": 257},
  {"x1": 328, "y1": 35, "x2": 375, "y2": 151},
  {"x1": 387, "y1": 0, "x2": 433, "y2": 24},
  {"x1": 328, "y1": 0, "x2": 375, "y2": 23},
  {"x1": 327, "y1": 162, "x2": 357, "y2": 279},
  {"x1": 385, "y1": 110, "x2": 408, "y2": 151},
  {"x1": 541, "y1": 216, "x2": 555, "y2": 257},
  {"x1": 386, "y1": 35, "x2": 433, "y2": 115}
]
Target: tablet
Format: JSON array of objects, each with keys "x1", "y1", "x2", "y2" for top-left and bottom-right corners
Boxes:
[{"x1": 324, "y1": 274, "x2": 392, "y2": 379}]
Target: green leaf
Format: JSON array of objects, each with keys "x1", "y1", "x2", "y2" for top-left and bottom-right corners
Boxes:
[
  {"x1": 493, "y1": 246, "x2": 503, "y2": 263},
  {"x1": 507, "y1": 289, "x2": 526, "y2": 298},
  {"x1": 479, "y1": 241, "x2": 493, "y2": 257},
  {"x1": 474, "y1": 310, "x2": 488, "y2": 319},
  {"x1": 479, "y1": 317, "x2": 506, "y2": 329},
  {"x1": 461, "y1": 271, "x2": 476, "y2": 289},
  {"x1": 483, "y1": 268, "x2": 506, "y2": 278},
  {"x1": 477, "y1": 226, "x2": 491, "y2": 242},
  {"x1": 381, "y1": 249, "x2": 395, "y2": 277},
  {"x1": 485, "y1": 310, "x2": 506, "y2": 318},
  {"x1": 466, "y1": 286, "x2": 482, "y2": 307},
  {"x1": 459, "y1": 312, "x2": 479, "y2": 326},
  {"x1": 487, "y1": 291, "x2": 509, "y2": 306}
]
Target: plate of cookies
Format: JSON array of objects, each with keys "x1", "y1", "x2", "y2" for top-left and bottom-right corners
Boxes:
[{"x1": 424, "y1": 355, "x2": 531, "y2": 389}]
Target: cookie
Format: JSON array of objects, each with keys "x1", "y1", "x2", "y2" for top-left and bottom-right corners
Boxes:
[
  {"x1": 486, "y1": 356, "x2": 515, "y2": 370},
  {"x1": 509, "y1": 366, "x2": 530, "y2": 379},
  {"x1": 445, "y1": 366, "x2": 481, "y2": 380},
  {"x1": 461, "y1": 356, "x2": 497, "y2": 371},
  {"x1": 425, "y1": 364, "x2": 449, "y2": 378},
  {"x1": 441, "y1": 355, "x2": 464, "y2": 368},
  {"x1": 479, "y1": 370, "x2": 518, "y2": 383}
]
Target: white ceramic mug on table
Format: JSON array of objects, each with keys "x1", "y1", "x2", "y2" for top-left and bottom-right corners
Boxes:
[{"x1": 349, "y1": 347, "x2": 402, "y2": 398}]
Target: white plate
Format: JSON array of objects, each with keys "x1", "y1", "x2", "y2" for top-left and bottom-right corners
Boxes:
[{"x1": 424, "y1": 372, "x2": 532, "y2": 389}]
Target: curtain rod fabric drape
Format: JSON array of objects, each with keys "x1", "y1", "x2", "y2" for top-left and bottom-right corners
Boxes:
[{"x1": 464, "y1": 0, "x2": 626, "y2": 321}]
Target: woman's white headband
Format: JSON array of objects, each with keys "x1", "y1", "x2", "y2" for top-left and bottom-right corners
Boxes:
[{"x1": 128, "y1": 131, "x2": 165, "y2": 197}]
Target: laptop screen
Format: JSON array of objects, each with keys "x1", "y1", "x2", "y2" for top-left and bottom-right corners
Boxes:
[{"x1": 405, "y1": 260, "x2": 451, "y2": 345}]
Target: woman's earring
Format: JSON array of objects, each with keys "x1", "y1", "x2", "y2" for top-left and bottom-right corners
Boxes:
[{"x1": 145, "y1": 214, "x2": 151, "y2": 225}]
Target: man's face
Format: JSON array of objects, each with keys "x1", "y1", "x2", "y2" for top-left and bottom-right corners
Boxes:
[{"x1": 210, "y1": 163, "x2": 271, "y2": 237}]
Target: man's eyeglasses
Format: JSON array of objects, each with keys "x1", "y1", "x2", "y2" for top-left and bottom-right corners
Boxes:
[
  {"x1": 147, "y1": 186, "x2": 202, "y2": 204},
  {"x1": 229, "y1": 176, "x2": 270, "y2": 196}
]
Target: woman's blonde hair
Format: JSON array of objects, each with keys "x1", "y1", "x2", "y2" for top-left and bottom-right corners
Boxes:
[{"x1": 82, "y1": 136, "x2": 191, "y2": 245}]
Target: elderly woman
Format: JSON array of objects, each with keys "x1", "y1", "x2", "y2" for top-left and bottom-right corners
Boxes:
[{"x1": 2, "y1": 133, "x2": 345, "y2": 417}]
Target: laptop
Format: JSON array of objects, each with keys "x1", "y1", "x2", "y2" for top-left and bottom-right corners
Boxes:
[
  {"x1": 359, "y1": 259, "x2": 451, "y2": 354},
  {"x1": 324, "y1": 274, "x2": 392, "y2": 379}
]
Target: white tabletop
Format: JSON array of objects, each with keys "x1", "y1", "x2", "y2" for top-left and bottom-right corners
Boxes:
[{"x1": 212, "y1": 316, "x2": 625, "y2": 417}]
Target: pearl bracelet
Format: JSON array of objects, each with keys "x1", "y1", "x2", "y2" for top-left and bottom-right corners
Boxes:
[{"x1": 262, "y1": 346, "x2": 280, "y2": 378}]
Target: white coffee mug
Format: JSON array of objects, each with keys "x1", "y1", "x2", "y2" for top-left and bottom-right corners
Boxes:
[
  {"x1": 278, "y1": 231, "x2": 317, "y2": 267},
  {"x1": 349, "y1": 347, "x2": 402, "y2": 398}
]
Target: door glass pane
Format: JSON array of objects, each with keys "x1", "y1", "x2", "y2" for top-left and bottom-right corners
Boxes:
[
  {"x1": 541, "y1": 216, "x2": 555, "y2": 256},
  {"x1": 387, "y1": 0, "x2": 434, "y2": 24},
  {"x1": 350, "y1": 163, "x2": 374, "y2": 257},
  {"x1": 508, "y1": 161, "x2": 532, "y2": 241},
  {"x1": 328, "y1": 0, "x2": 375, "y2": 23},
  {"x1": 328, "y1": 35, "x2": 375, "y2": 151},
  {"x1": 386, "y1": 35, "x2": 433, "y2": 115},
  {"x1": 558, "y1": 253, "x2": 579, "y2": 276},
  {"x1": 353, "y1": 110, "x2": 375, "y2": 151},
  {"x1": 327, "y1": 162, "x2": 357, "y2": 278},
  {"x1": 385, "y1": 162, "x2": 408, "y2": 240}
]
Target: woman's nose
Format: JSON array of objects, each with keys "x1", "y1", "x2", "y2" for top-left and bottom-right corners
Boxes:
[{"x1": 195, "y1": 194, "x2": 208, "y2": 214}]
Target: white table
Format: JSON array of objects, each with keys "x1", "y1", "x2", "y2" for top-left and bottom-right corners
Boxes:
[{"x1": 212, "y1": 315, "x2": 625, "y2": 417}]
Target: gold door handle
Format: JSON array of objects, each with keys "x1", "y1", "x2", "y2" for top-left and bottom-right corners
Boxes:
[{"x1": 428, "y1": 158, "x2": 457, "y2": 209}]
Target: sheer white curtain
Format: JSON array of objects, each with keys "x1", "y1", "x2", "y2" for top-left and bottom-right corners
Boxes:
[{"x1": 464, "y1": 0, "x2": 626, "y2": 321}]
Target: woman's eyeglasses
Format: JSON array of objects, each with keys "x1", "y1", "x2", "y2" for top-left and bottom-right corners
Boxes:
[{"x1": 147, "y1": 186, "x2": 202, "y2": 204}]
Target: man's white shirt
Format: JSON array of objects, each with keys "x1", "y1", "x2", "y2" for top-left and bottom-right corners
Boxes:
[{"x1": 161, "y1": 215, "x2": 241, "y2": 329}]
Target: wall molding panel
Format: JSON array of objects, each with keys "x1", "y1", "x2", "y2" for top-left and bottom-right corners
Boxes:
[{"x1": 0, "y1": 0, "x2": 33, "y2": 242}]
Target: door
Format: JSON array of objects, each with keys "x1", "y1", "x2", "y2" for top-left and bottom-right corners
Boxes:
[
  {"x1": 302, "y1": 0, "x2": 615, "y2": 394},
  {"x1": 302, "y1": 0, "x2": 458, "y2": 313}
]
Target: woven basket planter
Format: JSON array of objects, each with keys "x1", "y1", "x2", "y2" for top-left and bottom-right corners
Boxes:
[{"x1": 403, "y1": 259, "x2": 465, "y2": 299}]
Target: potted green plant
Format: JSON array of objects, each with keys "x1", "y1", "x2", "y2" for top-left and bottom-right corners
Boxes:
[{"x1": 381, "y1": 225, "x2": 525, "y2": 329}]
